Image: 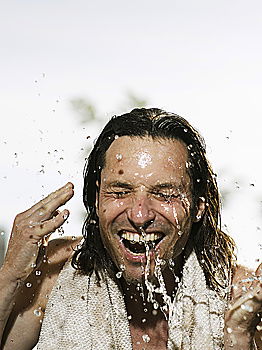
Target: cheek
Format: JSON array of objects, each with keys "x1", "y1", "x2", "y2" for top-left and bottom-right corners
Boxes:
[
  {"x1": 159, "y1": 202, "x2": 189, "y2": 225},
  {"x1": 99, "y1": 198, "x2": 124, "y2": 214}
]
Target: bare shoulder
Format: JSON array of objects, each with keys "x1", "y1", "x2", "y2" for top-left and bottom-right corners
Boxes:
[{"x1": 2, "y1": 236, "x2": 82, "y2": 349}]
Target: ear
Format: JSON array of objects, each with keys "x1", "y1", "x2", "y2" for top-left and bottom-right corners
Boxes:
[{"x1": 194, "y1": 196, "x2": 206, "y2": 222}]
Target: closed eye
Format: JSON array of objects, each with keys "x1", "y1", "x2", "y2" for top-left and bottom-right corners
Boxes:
[
  {"x1": 150, "y1": 191, "x2": 180, "y2": 201},
  {"x1": 106, "y1": 191, "x2": 131, "y2": 198}
]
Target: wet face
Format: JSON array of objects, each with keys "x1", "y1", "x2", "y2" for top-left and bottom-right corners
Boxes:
[{"x1": 97, "y1": 136, "x2": 202, "y2": 283}]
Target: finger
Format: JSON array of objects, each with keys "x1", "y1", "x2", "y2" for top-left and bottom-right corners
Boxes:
[
  {"x1": 28, "y1": 209, "x2": 70, "y2": 240},
  {"x1": 228, "y1": 283, "x2": 262, "y2": 317},
  {"x1": 20, "y1": 182, "x2": 74, "y2": 219},
  {"x1": 256, "y1": 263, "x2": 262, "y2": 276},
  {"x1": 26, "y1": 184, "x2": 74, "y2": 222}
]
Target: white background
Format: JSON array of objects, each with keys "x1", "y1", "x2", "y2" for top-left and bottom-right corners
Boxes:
[{"x1": 0, "y1": 0, "x2": 261, "y2": 268}]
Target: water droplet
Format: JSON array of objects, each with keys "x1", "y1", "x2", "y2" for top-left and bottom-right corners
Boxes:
[
  {"x1": 119, "y1": 264, "x2": 125, "y2": 271},
  {"x1": 26, "y1": 283, "x2": 32, "y2": 288},
  {"x1": 114, "y1": 135, "x2": 119, "y2": 140},
  {"x1": 58, "y1": 227, "x2": 64, "y2": 235},
  {"x1": 240, "y1": 304, "x2": 253, "y2": 312},
  {"x1": 183, "y1": 128, "x2": 188, "y2": 133},
  {"x1": 35, "y1": 270, "x2": 41, "y2": 276},
  {"x1": 153, "y1": 302, "x2": 159, "y2": 309},
  {"x1": 116, "y1": 272, "x2": 123, "y2": 279},
  {"x1": 39, "y1": 165, "x2": 45, "y2": 174},
  {"x1": 227, "y1": 327, "x2": 233, "y2": 334},
  {"x1": 142, "y1": 334, "x2": 150, "y2": 343},
  {"x1": 127, "y1": 315, "x2": 132, "y2": 320},
  {"x1": 31, "y1": 263, "x2": 36, "y2": 268},
  {"x1": 0, "y1": 231, "x2": 5, "y2": 236},
  {"x1": 34, "y1": 309, "x2": 41, "y2": 317},
  {"x1": 116, "y1": 153, "x2": 122, "y2": 160},
  {"x1": 142, "y1": 318, "x2": 146, "y2": 323}
]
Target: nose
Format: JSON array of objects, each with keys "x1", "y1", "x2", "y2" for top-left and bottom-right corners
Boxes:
[{"x1": 126, "y1": 195, "x2": 156, "y2": 230}]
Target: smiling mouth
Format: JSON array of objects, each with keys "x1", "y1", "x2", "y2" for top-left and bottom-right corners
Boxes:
[{"x1": 118, "y1": 230, "x2": 164, "y2": 254}]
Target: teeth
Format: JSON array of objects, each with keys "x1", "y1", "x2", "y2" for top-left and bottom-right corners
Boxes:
[{"x1": 120, "y1": 231, "x2": 162, "y2": 243}]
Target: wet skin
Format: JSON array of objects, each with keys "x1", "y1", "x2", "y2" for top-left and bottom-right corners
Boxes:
[{"x1": 97, "y1": 136, "x2": 204, "y2": 284}]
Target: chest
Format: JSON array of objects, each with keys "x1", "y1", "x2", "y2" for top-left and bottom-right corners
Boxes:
[{"x1": 129, "y1": 321, "x2": 168, "y2": 350}]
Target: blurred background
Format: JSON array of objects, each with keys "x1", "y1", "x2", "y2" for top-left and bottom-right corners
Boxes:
[{"x1": 0, "y1": 0, "x2": 261, "y2": 268}]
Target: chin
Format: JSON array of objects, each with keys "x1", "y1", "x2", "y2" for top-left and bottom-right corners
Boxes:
[{"x1": 120, "y1": 265, "x2": 149, "y2": 285}]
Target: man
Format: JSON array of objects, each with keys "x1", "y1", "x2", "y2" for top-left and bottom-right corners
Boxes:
[{"x1": 0, "y1": 108, "x2": 261, "y2": 349}]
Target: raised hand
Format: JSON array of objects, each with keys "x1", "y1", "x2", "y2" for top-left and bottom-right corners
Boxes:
[
  {"x1": 224, "y1": 264, "x2": 262, "y2": 349},
  {"x1": 1, "y1": 182, "x2": 74, "y2": 282}
]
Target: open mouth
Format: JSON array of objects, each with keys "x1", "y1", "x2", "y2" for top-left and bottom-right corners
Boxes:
[{"x1": 118, "y1": 230, "x2": 164, "y2": 254}]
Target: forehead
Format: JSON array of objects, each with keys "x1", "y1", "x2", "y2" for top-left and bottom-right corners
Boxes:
[{"x1": 102, "y1": 136, "x2": 190, "y2": 183}]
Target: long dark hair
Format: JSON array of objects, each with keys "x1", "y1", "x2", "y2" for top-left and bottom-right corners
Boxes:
[{"x1": 72, "y1": 108, "x2": 236, "y2": 290}]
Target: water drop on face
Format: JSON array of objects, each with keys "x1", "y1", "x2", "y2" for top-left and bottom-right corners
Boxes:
[
  {"x1": 142, "y1": 334, "x2": 150, "y2": 343},
  {"x1": 116, "y1": 271, "x2": 123, "y2": 279},
  {"x1": 116, "y1": 153, "x2": 122, "y2": 160},
  {"x1": 137, "y1": 151, "x2": 152, "y2": 168},
  {"x1": 26, "y1": 283, "x2": 32, "y2": 288}
]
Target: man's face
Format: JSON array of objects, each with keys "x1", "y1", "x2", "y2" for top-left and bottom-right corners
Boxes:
[{"x1": 97, "y1": 136, "x2": 198, "y2": 283}]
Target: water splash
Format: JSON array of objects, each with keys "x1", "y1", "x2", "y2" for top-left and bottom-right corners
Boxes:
[
  {"x1": 136, "y1": 151, "x2": 152, "y2": 168},
  {"x1": 139, "y1": 226, "x2": 172, "y2": 320}
]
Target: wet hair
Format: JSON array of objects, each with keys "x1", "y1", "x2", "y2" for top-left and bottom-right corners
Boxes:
[{"x1": 72, "y1": 108, "x2": 236, "y2": 291}]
